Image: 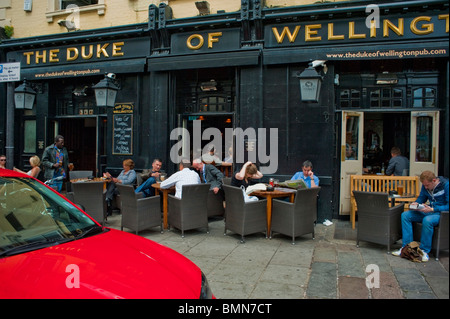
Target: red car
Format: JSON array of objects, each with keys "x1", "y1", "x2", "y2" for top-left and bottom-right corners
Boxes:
[{"x1": 0, "y1": 169, "x2": 214, "y2": 299}]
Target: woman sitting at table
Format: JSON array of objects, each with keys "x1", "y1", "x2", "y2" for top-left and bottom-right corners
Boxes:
[
  {"x1": 104, "y1": 159, "x2": 137, "y2": 214},
  {"x1": 14, "y1": 155, "x2": 41, "y2": 179},
  {"x1": 231, "y1": 161, "x2": 263, "y2": 188}
]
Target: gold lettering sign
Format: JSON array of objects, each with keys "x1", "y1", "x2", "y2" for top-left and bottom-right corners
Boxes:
[
  {"x1": 22, "y1": 41, "x2": 125, "y2": 65},
  {"x1": 270, "y1": 14, "x2": 447, "y2": 45}
]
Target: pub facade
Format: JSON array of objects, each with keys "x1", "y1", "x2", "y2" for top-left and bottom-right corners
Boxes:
[{"x1": 1, "y1": 0, "x2": 448, "y2": 222}]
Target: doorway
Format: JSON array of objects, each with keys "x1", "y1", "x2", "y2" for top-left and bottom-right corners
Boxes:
[
  {"x1": 339, "y1": 111, "x2": 440, "y2": 216},
  {"x1": 180, "y1": 114, "x2": 234, "y2": 162},
  {"x1": 56, "y1": 116, "x2": 106, "y2": 176}
]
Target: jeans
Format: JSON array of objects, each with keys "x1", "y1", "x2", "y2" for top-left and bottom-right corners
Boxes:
[
  {"x1": 135, "y1": 177, "x2": 156, "y2": 197},
  {"x1": 401, "y1": 210, "x2": 440, "y2": 253}
]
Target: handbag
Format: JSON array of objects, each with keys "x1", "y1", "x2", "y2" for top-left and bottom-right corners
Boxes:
[
  {"x1": 400, "y1": 241, "x2": 424, "y2": 262},
  {"x1": 240, "y1": 185, "x2": 259, "y2": 202}
]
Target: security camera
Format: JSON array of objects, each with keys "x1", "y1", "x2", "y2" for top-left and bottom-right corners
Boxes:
[{"x1": 106, "y1": 73, "x2": 116, "y2": 80}]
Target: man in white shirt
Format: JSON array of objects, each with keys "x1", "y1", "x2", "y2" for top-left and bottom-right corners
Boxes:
[{"x1": 160, "y1": 159, "x2": 200, "y2": 198}]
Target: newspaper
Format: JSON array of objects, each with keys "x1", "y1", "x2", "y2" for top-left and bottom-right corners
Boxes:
[{"x1": 279, "y1": 179, "x2": 308, "y2": 190}]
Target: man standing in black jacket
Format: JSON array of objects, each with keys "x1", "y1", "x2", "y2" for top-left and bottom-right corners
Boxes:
[{"x1": 42, "y1": 135, "x2": 69, "y2": 192}]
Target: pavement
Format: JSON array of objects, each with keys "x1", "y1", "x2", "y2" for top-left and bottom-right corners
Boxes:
[{"x1": 105, "y1": 213, "x2": 449, "y2": 299}]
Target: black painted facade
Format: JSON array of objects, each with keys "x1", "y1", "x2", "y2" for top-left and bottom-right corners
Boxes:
[{"x1": 1, "y1": 0, "x2": 448, "y2": 222}]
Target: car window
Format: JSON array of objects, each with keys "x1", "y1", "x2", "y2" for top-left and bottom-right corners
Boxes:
[{"x1": 0, "y1": 176, "x2": 99, "y2": 255}]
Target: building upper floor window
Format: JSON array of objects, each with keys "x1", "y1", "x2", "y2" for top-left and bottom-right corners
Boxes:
[
  {"x1": 46, "y1": 0, "x2": 105, "y2": 23},
  {"x1": 337, "y1": 73, "x2": 438, "y2": 110},
  {"x1": 60, "y1": 0, "x2": 98, "y2": 10}
]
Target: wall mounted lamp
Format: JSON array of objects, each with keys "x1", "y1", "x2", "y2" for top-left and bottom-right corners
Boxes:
[
  {"x1": 14, "y1": 79, "x2": 36, "y2": 109},
  {"x1": 93, "y1": 73, "x2": 120, "y2": 108},
  {"x1": 297, "y1": 62, "x2": 323, "y2": 102}
]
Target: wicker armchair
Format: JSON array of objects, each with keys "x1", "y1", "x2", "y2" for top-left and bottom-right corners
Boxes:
[
  {"x1": 117, "y1": 184, "x2": 162, "y2": 235},
  {"x1": 271, "y1": 187, "x2": 321, "y2": 244},
  {"x1": 413, "y1": 211, "x2": 449, "y2": 260},
  {"x1": 71, "y1": 181, "x2": 106, "y2": 226},
  {"x1": 223, "y1": 184, "x2": 267, "y2": 243},
  {"x1": 167, "y1": 183, "x2": 210, "y2": 237},
  {"x1": 353, "y1": 191, "x2": 404, "y2": 253}
]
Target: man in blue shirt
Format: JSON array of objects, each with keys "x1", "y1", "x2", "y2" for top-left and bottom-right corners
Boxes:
[
  {"x1": 392, "y1": 171, "x2": 449, "y2": 262},
  {"x1": 385, "y1": 146, "x2": 410, "y2": 176},
  {"x1": 291, "y1": 160, "x2": 319, "y2": 188}
]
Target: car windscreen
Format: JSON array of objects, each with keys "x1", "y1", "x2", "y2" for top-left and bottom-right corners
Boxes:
[{"x1": 0, "y1": 176, "x2": 101, "y2": 256}]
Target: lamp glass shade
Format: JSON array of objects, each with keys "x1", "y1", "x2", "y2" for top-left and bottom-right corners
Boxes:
[
  {"x1": 93, "y1": 76, "x2": 119, "y2": 107},
  {"x1": 297, "y1": 64, "x2": 323, "y2": 102},
  {"x1": 299, "y1": 78, "x2": 321, "y2": 102},
  {"x1": 14, "y1": 82, "x2": 36, "y2": 109}
]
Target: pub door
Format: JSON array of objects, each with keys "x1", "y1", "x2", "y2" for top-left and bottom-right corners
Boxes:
[
  {"x1": 51, "y1": 116, "x2": 106, "y2": 176},
  {"x1": 339, "y1": 110, "x2": 441, "y2": 216},
  {"x1": 178, "y1": 114, "x2": 234, "y2": 163},
  {"x1": 339, "y1": 111, "x2": 364, "y2": 216},
  {"x1": 410, "y1": 111, "x2": 440, "y2": 177}
]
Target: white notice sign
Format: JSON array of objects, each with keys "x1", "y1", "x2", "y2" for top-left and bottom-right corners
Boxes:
[{"x1": 0, "y1": 62, "x2": 21, "y2": 82}]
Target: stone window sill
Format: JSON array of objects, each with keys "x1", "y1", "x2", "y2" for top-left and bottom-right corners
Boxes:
[{"x1": 46, "y1": 4, "x2": 105, "y2": 23}]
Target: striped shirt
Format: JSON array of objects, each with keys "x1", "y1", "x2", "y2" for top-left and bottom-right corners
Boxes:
[{"x1": 160, "y1": 168, "x2": 200, "y2": 198}]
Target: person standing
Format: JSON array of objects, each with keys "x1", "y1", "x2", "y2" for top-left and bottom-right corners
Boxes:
[
  {"x1": 135, "y1": 158, "x2": 163, "y2": 197},
  {"x1": 392, "y1": 171, "x2": 449, "y2": 262},
  {"x1": 291, "y1": 160, "x2": 319, "y2": 188},
  {"x1": 385, "y1": 146, "x2": 410, "y2": 176},
  {"x1": 42, "y1": 135, "x2": 69, "y2": 192}
]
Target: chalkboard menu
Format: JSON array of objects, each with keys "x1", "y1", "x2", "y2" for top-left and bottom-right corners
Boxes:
[{"x1": 113, "y1": 103, "x2": 133, "y2": 155}]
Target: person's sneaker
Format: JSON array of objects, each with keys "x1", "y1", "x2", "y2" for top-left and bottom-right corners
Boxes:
[
  {"x1": 392, "y1": 248, "x2": 402, "y2": 257},
  {"x1": 421, "y1": 251, "x2": 429, "y2": 262}
]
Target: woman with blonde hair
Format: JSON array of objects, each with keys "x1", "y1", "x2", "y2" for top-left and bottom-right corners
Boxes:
[{"x1": 14, "y1": 155, "x2": 41, "y2": 178}]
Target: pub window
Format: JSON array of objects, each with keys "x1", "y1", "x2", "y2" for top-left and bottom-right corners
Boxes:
[
  {"x1": 339, "y1": 89, "x2": 360, "y2": 108},
  {"x1": 413, "y1": 87, "x2": 436, "y2": 108},
  {"x1": 60, "y1": 0, "x2": 98, "y2": 10},
  {"x1": 199, "y1": 96, "x2": 228, "y2": 112},
  {"x1": 369, "y1": 88, "x2": 403, "y2": 108},
  {"x1": 415, "y1": 116, "x2": 433, "y2": 162},
  {"x1": 24, "y1": 120, "x2": 37, "y2": 153}
]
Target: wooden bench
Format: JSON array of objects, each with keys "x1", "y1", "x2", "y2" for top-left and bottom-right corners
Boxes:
[{"x1": 350, "y1": 175, "x2": 420, "y2": 229}]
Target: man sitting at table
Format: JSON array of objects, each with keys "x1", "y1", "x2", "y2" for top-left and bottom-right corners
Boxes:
[
  {"x1": 135, "y1": 158, "x2": 163, "y2": 197},
  {"x1": 192, "y1": 159, "x2": 225, "y2": 204},
  {"x1": 160, "y1": 159, "x2": 200, "y2": 198},
  {"x1": 385, "y1": 146, "x2": 410, "y2": 176},
  {"x1": 291, "y1": 160, "x2": 320, "y2": 188}
]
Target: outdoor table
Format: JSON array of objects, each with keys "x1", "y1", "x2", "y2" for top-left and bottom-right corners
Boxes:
[
  {"x1": 389, "y1": 193, "x2": 416, "y2": 207},
  {"x1": 152, "y1": 182, "x2": 175, "y2": 229},
  {"x1": 251, "y1": 187, "x2": 297, "y2": 234},
  {"x1": 71, "y1": 177, "x2": 110, "y2": 190}
]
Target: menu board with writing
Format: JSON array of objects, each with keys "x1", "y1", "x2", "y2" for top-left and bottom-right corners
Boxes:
[{"x1": 112, "y1": 103, "x2": 133, "y2": 155}]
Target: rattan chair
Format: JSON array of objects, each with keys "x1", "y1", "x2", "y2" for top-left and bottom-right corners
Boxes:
[
  {"x1": 223, "y1": 184, "x2": 267, "y2": 243},
  {"x1": 413, "y1": 210, "x2": 449, "y2": 260},
  {"x1": 72, "y1": 181, "x2": 106, "y2": 226},
  {"x1": 353, "y1": 191, "x2": 404, "y2": 253},
  {"x1": 271, "y1": 187, "x2": 321, "y2": 244},
  {"x1": 116, "y1": 184, "x2": 162, "y2": 235},
  {"x1": 167, "y1": 183, "x2": 210, "y2": 237},
  {"x1": 207, "y1": 189, "x2": 225, "y2": 217}
]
